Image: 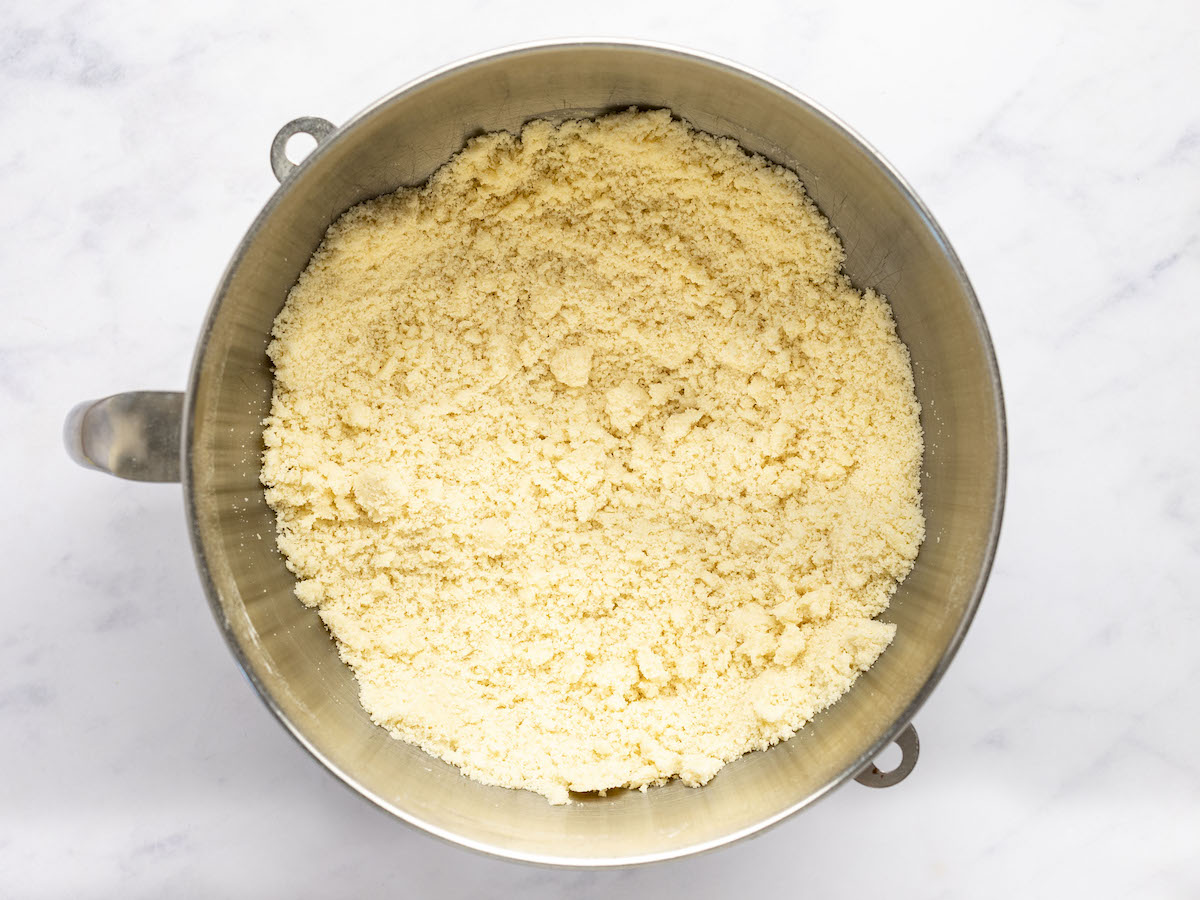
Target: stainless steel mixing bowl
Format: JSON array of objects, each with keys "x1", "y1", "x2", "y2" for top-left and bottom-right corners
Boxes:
[{"x1": 65, "y1": 41, "x2": 1005, "y2": 865}]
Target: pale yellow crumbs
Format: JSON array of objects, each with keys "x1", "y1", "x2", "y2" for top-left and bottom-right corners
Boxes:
[{"x1": 261, "y1": 109, "x2": 924, "y2": 804}]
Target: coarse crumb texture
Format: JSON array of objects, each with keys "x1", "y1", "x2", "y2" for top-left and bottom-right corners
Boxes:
[{"x1": 261, "y1": 109, "x2": 924, "y2": 804}]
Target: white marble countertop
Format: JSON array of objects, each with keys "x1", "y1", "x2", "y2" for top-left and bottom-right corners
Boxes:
[{"x1": 3, "y1": 0, "x2": 1198, "y2": 895}]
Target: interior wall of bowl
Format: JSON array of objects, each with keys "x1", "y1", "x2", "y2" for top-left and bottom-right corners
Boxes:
[{"x1": 187, "y1": 44, "x2": 1003, "y2": 863}]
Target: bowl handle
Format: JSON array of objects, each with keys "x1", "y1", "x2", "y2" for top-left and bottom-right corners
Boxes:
[
  {"x1": 854, "y1": 723, "x2": 919, "y2": 788},
  {"x1": 269, "y1": 116, "x2": 337, "y2": 183},
  {"x1": 64, "y1": 392, "x2": 184, "y2": 482}
]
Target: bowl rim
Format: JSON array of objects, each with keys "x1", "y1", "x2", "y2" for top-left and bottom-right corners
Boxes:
[{"x1": 182, "y1": 37, "x2": 1007, "y2": 868}]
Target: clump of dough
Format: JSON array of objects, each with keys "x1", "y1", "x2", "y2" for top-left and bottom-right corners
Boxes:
[
  {"x1": 262, "y1": 110, "x2": 924, "y2": 805},
  {"x1": 549, "y1": 345, "x2": 592, "y2": 387}
]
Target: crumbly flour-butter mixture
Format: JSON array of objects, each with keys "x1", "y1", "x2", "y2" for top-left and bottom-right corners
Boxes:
[{"x1": 261, "y1": 110, "x2": 924, "y2": 804}]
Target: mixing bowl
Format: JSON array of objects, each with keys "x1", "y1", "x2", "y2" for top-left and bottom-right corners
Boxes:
[{"x1": 65, "y1": 41, "x2": 1005, "y2": 865}]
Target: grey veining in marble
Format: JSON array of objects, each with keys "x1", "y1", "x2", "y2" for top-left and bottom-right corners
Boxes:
[{"x1": 2, "y1": 0, "x2": 1198, "y2": 896}]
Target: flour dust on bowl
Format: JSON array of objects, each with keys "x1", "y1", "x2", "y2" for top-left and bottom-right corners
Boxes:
[{"x1": 65, "y1": 41, "x2": 1005, "y2": 866}]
